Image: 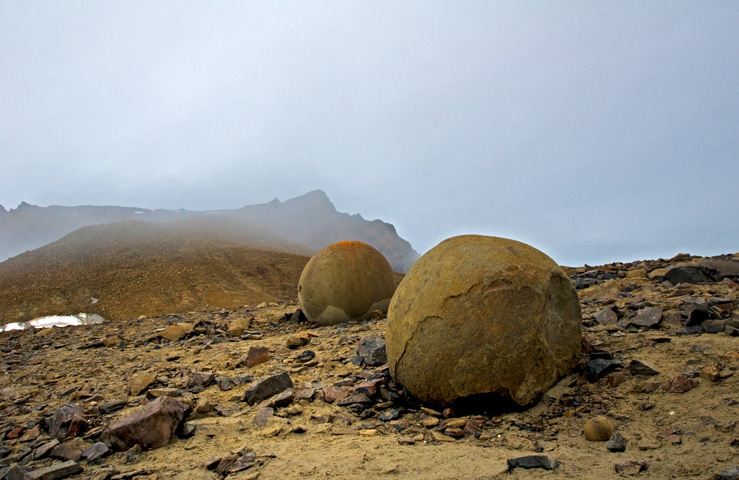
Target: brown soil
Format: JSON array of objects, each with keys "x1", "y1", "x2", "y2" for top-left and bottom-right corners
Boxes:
[{"x1": 1, "y1": 253, "x2": 739, "y2": 479}]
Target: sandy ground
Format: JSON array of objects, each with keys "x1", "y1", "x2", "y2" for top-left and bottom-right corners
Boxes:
[{"x1": 2, "y1": 259, "x2": 739, "y2": 479}]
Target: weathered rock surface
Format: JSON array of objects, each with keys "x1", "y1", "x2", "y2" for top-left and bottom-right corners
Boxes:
[
  {"x1": 27, "y1": 460, "x2": 82, "y2": 480},
  {"x1": 46, "y1": 403, "x2": 88, "y2": 440},
  {"x1": 356, "y1": 335, "x2": 387, "y2": 366},
  {"x1": 615, "y1": 460, "x2": 648, "y2": 474},
  {"x1": 242, "y1": 372, "x2": 293, "y2": 405},
  {"x1": 245, "y1": 346, "x2": 270, "y2": 367},
  {"x1": 628, "y1": 359, "x2": 659, "y2": 376},
  {"x1": 387, "y1": 235, "x2": 582, "y2": 409},
  {"x1": 584, "y1": 416, "x2": 614, "y2": 441},
  {"x1": 100, "y1": 396, "x2": 190, "y2": 451},
  {"x1": 714, "y1": 466, "x2": 739, "y2": 480},
  {"x1": 506, "y1": 455, "x2": 559, "y2": 471},
  {"x1": 298, "y1": 241, "x2": 397, "y2": 325},
  {"x1": 128, "y1": 372, "x2": 157, "y2": 396},
  {"x1": 606, "y1": 432, "x2": 627, "y2": 452},
  {"x1": 630, "y1": 307, "x2": 662, "y2": 328}
]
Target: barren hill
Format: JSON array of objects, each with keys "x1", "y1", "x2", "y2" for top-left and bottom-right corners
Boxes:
[{"x1": 0, "y1": 217, "x2": 313, "y2": 324}]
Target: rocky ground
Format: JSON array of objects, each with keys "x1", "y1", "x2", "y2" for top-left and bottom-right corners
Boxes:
[{"x1": 2, "y1": 253, "x2": 739, "y2": 479}]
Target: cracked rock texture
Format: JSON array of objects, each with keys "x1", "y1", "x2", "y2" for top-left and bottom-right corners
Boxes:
[
  {"x1": 298, "y1": 241, "x2": 397, "y2": 325},
  {"x1": 386, "y1": 235, "x2": 582, "y2": 409}
]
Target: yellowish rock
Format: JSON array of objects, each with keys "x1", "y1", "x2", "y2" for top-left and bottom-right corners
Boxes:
[
  {"x1": 648, "y1": 267, "x2": 671, "y2": 280},
  {"x1": 421, "y1": 417, "x2": 440, "y2": 428},
  {"x1": 260, "y1": 425, "x2": 282, "y2": 437},
  {"x1": 625, "y1": 269, "x2": 648, "y2": 278},
  {"x1": 387, "y1": 235, "x2": 582, "y2": 409},
  {"x1": 584, "y1": 416, "x2": 614, "y2": 441},
  {"x1": 35, "y1": 327, "x2": 56, "y2": 337},
  {"x1": 431, "y1": 431, "x2": 456, "y2": 442},
  {"x1": 159, "y1": 323, "x2": 192, "y2": 342},
  {"x1": 129, "y1": 372, "x2": 157, "y2": 396},
  {"x1": 298, "y1": 241, "x2": 397, "y2": 325},
  {"x1": 580, "y1": 279, "x2": 620, "y2": 298},
  {"x1": 227, "y1": 317, "x2": 251, "y2": 337}
]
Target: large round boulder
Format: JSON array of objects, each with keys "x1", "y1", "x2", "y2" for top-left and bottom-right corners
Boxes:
[
  {"x1": 298, "y1": 241, "x2": 396, "y2": 325},
  {"x1": 386, "y1": 235, "x2": 581, "y2": 410}
]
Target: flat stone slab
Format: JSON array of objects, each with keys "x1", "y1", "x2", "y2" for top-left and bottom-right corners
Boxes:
[
  {"x1": 507, "y1": 455, "x2": 559, "y2": 471},
  {"x1": 27, "y1": 460, "x2": 82, "y2": 480}
]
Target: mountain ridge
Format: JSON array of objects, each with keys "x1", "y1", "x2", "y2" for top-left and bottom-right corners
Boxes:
[{"x1": 0, "y1": 190, "x2": 420, "y2": 273}]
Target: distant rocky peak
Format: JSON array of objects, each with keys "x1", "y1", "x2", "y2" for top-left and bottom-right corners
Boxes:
[
  {"x1": 0, "y1": 205, "x2": 6, "y2": 213},
  {"x1": 282, "y1": 189, "x2": 336, "y2": 212}
]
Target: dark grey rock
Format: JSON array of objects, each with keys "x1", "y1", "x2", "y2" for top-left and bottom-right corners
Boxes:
[
  {"x1": 188, "y1": 372, "x2": 215, "y2": 391},
  {"x1": 684, "y1": 304, "x2": 712, "y2": 327},
  {"x1": 630, "y1": 307, "x2": 662, "y2": 328},
  {"x1": 615, "y1": 461, "x2": 648, "y2": 474},
  {"x1": 698, "y1": 259, "x2": 739, "y2": 279},
  {"x1": 33, "y1": 440, "x2": 60, "y2": 460},
  {"x1": 594, "y1": 307, "x2": 618, "y2": 326},
  {"x1": 178, "y1": 423, "x2": 196, "y2": 438},
  {"x1": 98, "y1": 399, "x2": 128, "y2": 415},
  {"x1": 243, "y1": 372, "x2": 293, "y2": 405},
  {"x1": 336, "y1": 393, "x2": 373, "y2": 406},
  {"x1": 81, "y1": 442, "x2": 108, "y2": 462},
  {"x1": 704, "y1": 320, "x2": 726, "y2": 333},
  {"x1": 585, "y1": 358, "x2": 621, "y2": 382},
  {"x1": 290, "y1": 309, "x2": 309, "y2": 323},
  {"x1": 628, "y1": 359, "x2": 659, "y2": 376},
  {"x1": 574, "y1": 277, "x2": 597, "y2": 289},
  {"x1": 226, "y1": 452, "x2": 256, "y2": 475},
  {"x1": 506, "y1": 455, "x2": 559, "y2": 471},
  {"x1": 26, "y1": 460, "x2": 82, "y2": 480},
  {"x1": 606, "y1": 432, "x2": 627, "y2": 452},
  {"x1": 714, "y1": 466, "x2": 739, "y2": 480},
  {"x1": 253, "y1": 407, "x2": 274, "y2": 428},
  {"x1": 49, "y1": 443, "x2": 81, "y2": 462},
  {"x1": 215, "y1": 376, "x2": 233, "y2": 391},
  {"x1": 295, "y1": 350, "x2": 315, "y2": 364},
  {"x1": 215, "y1": 456, "x2": 238, "y2": 476},
  {"x1": 100, "y1": 396, "x2": 190, "y2": 451},
  {"x1": 46, "y1": 403, "x2": 88, "y2": 440},
  {"x1": 665, "y1": 265, "x2": 719, "y2": 284},
  {"x1": 356, "y1": 336, "x2": 387, "y2": 367},
  {"x1": 378, "y1": 409, "x2": 400, "y2": 421},
  {"x1": 0, "y1": 464, "x2": 30, "y2": 480},
  {"x1": 263, "y1": 388, "x2": 294, "y2": 408}
]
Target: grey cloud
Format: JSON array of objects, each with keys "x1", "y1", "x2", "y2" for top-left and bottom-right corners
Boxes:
[{"x1": 2, "y1": 2, "x2": 738, "y2": 266}]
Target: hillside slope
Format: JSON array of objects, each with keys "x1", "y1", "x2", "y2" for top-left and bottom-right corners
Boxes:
[{"x1": 0, "y1": 217, "x2": 312, "y2": 323}]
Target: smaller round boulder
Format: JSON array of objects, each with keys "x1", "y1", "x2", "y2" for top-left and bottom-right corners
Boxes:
[
  {"x1": 584, "y1": 416, "x2": 614, "y2": 441},
  {"x1": 298, "y1": 241, "x2": 396, "y2": 325}
]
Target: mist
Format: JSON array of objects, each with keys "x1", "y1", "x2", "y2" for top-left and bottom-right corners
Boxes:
[{"x1": 2, "y1": 2, "x2": 738, "y2": 266}]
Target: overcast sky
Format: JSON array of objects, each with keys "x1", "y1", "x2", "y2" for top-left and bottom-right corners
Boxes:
[{"x1": 2, "y1": 1, "x2": 738, "y2": 266}]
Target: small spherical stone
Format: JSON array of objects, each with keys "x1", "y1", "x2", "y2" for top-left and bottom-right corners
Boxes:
[
  {"x1": 584, "y1": 416, "x2": 615, "y2": 441},
  {"x1": 386, "y1": 235, "x2": 582, "y2": 410},
  {"x1": 298, "y1": 241, "x2": 396, "y2": 325}
]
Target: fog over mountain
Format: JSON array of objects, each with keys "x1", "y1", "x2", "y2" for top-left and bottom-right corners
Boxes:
[{"x1": 0, "y1": 190, "x2": 419, "y2": 273}]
